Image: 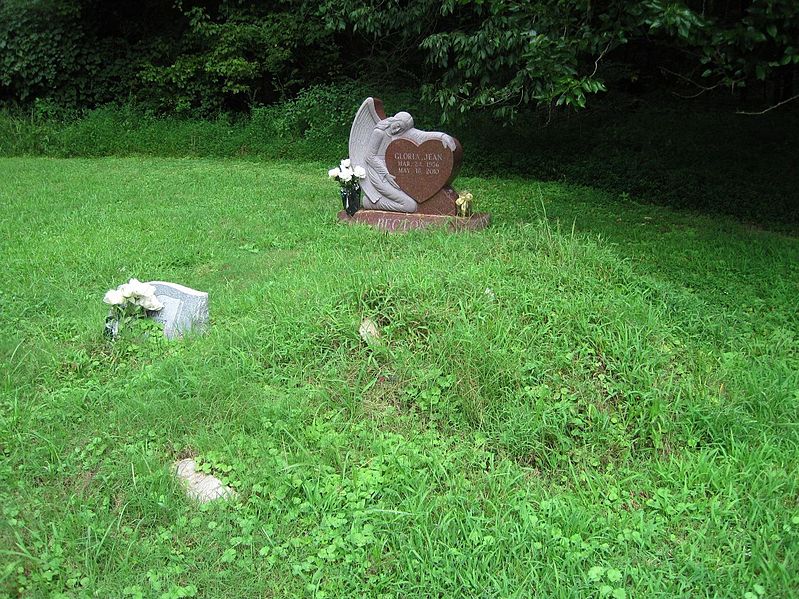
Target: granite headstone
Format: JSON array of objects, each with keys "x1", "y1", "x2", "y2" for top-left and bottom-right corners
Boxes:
[
  {"x1": 348, "y1": 97, "x2": 462, "y2": 216},
  {"x1": 146, "y1": 281, "x2": 209, "y2": 339},
  {"x1": 341, "y1": 96, "x2": 488, "y2": 231},
  {"x1": 384, "y1": 138, "x2": 460, "y2": 204}
]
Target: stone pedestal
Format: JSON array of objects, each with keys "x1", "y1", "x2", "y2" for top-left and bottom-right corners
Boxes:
[{"x1": 338, "y1": 210, "x2": 490, "y2": 232}]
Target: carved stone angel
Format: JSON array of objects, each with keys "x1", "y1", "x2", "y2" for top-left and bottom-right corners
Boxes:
[{"x1": 349, "y1": 97, "x2": 459, "y2": 213}]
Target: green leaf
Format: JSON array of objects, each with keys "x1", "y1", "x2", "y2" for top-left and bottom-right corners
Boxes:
[{"x1": 588, "y1": 566, "x2": 605, "y2": 581}]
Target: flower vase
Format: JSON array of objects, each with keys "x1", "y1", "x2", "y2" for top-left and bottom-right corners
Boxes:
[
  {"x1": 341, "y1": 183, "x2": 361, "y2": 216},
  {"x1": 104, "y1": 314, "x2": 119, "y2": 338}
]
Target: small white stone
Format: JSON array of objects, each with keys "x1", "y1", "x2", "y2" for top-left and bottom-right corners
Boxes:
[
  {"x1": 359, "y1": 318, "x2": 381, "y2": 345},
  {"x1": 174, "y1": 458, "x2": 237, "y2": 503}
]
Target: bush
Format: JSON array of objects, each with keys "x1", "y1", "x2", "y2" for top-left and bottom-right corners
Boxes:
[{"x1": 0, "y1": 82, "x2": 381, "y2": 160}]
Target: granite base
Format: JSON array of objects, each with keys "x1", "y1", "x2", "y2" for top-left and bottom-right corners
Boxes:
[{"x1": 338, "y1": 210, "x2": 490, "y2": 232}]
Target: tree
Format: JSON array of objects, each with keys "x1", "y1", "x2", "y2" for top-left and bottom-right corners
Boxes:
[
  {"x1": 2, "y1": 0, "x2": 797, "y2": 117},
  {"x1": 0, "y1": 0, "x2": 342, "y2": 114},
  {"x1": 136, "y1": 1, "x2": 340, "y2": 114},
  {"x1": 322, "y1": 0, "x2": 799, "y2": 121}
]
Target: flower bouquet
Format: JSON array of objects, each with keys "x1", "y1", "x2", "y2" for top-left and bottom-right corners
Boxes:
[
  {"x1": 455, "y1": 191, "x2": 474, "y2": 217},
  {"x1": 329, "y1": 158, "x2": 366, "y2": 216},
  {"x1": 103, "y1": 278, "x2": 163, "y2": 338}
]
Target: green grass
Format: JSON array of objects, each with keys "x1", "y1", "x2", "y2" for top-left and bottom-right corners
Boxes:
[
  {"x1": 1, "y1": 157, "x2": 798, "y2": 597},
  {"x1": 2, "y1": 88, "x2": 798, "y2": 229}
]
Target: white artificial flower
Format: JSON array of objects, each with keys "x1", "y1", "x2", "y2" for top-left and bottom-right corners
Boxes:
[
  {"x1": 328, "y1": 167, "x2": 340, "y2": 179},
  {"x1": 139, "y1": 282, "x2": 157, "y2": 297},
  {"x1": 340, "y1": 158, "x2": 351, "y2": 169},
  {"x1": 138, "y1": 294, "x2": 164, "y2": 311},
  {"x1": 353, "y1": 165, "x2": 366, "y2": 179},
  {"x1": 133, "y1": 280, "x2": 155, "y2": 298},
  {"x1": 118, "y1": 278, "x2": 158, "y2": 304},
  {"x1": 103, "y1": 288, "x2": 125, "y2": 305},
  {"x1": 119, "y1": 280, "x2": 137, "y2": 298}
]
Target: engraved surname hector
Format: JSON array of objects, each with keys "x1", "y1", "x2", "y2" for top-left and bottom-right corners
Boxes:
[{"x1": 374, "y1": 216, "x2": 428, "y2": 231}]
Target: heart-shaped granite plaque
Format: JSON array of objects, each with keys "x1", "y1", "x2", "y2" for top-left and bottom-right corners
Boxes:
[{"x1": 385, "y1": 138, "x2": 462, "y2": 203}]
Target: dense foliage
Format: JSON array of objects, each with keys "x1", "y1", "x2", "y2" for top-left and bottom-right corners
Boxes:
[
  {"x1": 1, "y1": 0, "x2": 797, "y2": 118},
  {"x1": 413, "y1": 0, "x2": 799, "y2": 119},
  {"x1": 0, "y1": 0, "x2": 339, "y2": 114}
]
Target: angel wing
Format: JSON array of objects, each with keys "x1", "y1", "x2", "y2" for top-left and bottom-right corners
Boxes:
[{"x1": 348, "y1": 97, "x2": 384, "y2": 171}]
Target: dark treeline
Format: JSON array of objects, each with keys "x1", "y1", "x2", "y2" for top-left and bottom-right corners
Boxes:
[
  {"x1": 1, "y1": 0, "x2": 797, "y2": 119},
  {"x1": 0, "y1": 0, "x2": 339, "y2": 114}
]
